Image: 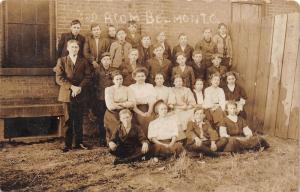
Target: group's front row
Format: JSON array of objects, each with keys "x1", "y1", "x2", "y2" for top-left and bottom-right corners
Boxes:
[{"x1": 107, "y1": 99, "x2": 269, "y2": 165}]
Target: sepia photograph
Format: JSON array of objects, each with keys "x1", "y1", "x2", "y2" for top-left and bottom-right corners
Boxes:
[{"x1": 0, "y1": 0, "x2": 299, "y2": 191}]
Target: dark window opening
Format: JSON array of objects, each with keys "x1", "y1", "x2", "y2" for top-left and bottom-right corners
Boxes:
[
  {"x1": 3, "y1": 0, "x2": 56, "y2": 68},
  {"x1": 4, "y1": 117, "x2": 59, "y2": 138}
]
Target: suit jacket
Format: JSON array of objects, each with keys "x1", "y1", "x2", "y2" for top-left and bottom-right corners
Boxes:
[
  {"x1": 147, "y1": 57, "x2": 172, "y2": 86},
  {"x1": 156, "y1": 41, "x2": 172, "y2": 60},
  {"x1": 137, "y1": 45, "x2": 154, "y2": 66},
  {"x1": 55, "y1": 56, "x2": 91, "y2": 102},
  {"x1": 206, "y1": 65, "x2": 227, "y2": 81},
  {"x1": 57, "y1": 32, "x2": 85, "y2": 58},
  {"x1": 126, "y1": 33, "x2": 141, "y2": 48},
  {"x1": 172, "y1": 65, "x2": 195, "y2": 89},
  {"x1": 83, "y1": 35, "x2": 110, "y2": 63},
  {"x1": 186, "y1": 120, "x2": 219, "y2": 145},
  {"x1": 172, "y1": 44, "x2": 194, "y2": 64},
  {"x1": 188, "y1": 60, "x2": 206, "y2": 80},
  {"x1": 110, "y1": 41, "x2": 132, "y2": 68}
]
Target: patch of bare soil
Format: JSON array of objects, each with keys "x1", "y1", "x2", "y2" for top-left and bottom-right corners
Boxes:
[{"x1": 0, "y1": 136, "x2": 299, "y2": 192}]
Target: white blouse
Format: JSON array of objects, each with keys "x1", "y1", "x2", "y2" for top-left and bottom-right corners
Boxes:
[
  {"x1": 148, "y1": 115, "x2": 179, "y2": 140},
  {"x1": 203, "y1": 86, "x2": 226, "y2": 110},
  {"x1": 129, "y1": 83, "x2": 157, "y2": 105},
  {"x1": 154, "y1": 86, "x2": 176, "y2": 105}
]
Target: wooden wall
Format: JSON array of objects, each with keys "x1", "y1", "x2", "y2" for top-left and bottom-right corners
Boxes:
[{"x1": 231, "y1": 12, "x2": 300, "y2": 140}]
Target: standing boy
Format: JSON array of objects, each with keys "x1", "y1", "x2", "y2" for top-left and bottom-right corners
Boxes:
[
  {"x1": 55, "y1": 40, "x2": 91, "y2": 152},
  {"x1": 94, "y1": 52, "x2": 115, "y2": 146},
  {"x1": 110, "y1": 28, "x2": 132, "y2": 69},
  {"x1": 57, "y1": 20, "x2": 85, "y2": 58},
  {"x1": 125, "y1": 20, "x2": 141, "y2": 48}
]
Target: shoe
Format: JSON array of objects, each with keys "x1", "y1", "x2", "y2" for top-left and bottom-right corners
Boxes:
[
  {"x1": 62, "y1": 146, "x2": 72, "y2": 153},
  {"x1": 113, "y1": 158, "x2": 125, "y2": 165},
  {"x1": 74, "y1": 143, "x2": 91, "y2": 150},
  {"x1": 99, "y1": 139, "x2": 107, "y2": 147}
]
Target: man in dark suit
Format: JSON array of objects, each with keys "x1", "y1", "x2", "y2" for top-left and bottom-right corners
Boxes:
[
  {"x1": 57, "y1": 19, "x2": 85, "y2": 59},
  {"x1": 55, "y1": 39, "x2": 92, "y2": 152}
]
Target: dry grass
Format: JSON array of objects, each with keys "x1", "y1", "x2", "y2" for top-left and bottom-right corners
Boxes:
[{"x1": 0, "y1": 136, "x2": 299, "y2": 192}]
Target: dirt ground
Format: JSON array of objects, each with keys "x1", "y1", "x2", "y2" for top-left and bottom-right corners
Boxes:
[{"x1": 0, "y1": 136, "x2": 299, "y2": 192}]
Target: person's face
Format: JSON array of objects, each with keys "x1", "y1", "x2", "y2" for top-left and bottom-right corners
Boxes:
[
  {"x1": 193, "y1": 54, "x2": 202, "y2": 63},
  {"x1": 141, "y1": 36, "x2": 151, "y2": 48},
  {"x1": 178, "y1": 35, "x2": 187, "y2": 46},
  {"x1": 67, "y1": 42, "x2": 79, "y2": 56},
  {"x1": 91, "y1": 26, "x2": 101, "y2": 38},
  {"x1": 113, "y1": 75, "x2": 123, "y2": 86},
  {"x1": 129, "y1": 50, "x2": 139, "y2": 61},
  {"x1": 176, "y1": 55, "x2": 187, "y2": 66},
  {"x1": 211, "y1": 76, "x2": 220, "y2": 87},
  {"x1": 70, "y1": 24, "x2": 81, "y2": 36},
  {"x1": 174, "y1": 77, "x2": 183, "y2": 88},
  {"x1": 156, "y1": 32, "x2": 166, "y2": 43},
  {"x1": 212, "y1": 57, "x2": 221, "y2": 67},
  {"x1": 227, "y1": 104, "x2": 237, "y2": 116},
  {"x1": 101, "y1": 56, "x2": 111, "y2": 69},
  {"x1": 194, "y1": 80, "x2": 204, "y2": 91},
  {"x1": 194, "y1": 110, "x2": 205, "y2": 122},
  {"x1": 155, "y1": 74, "x2": 164, "y2": 86},
  {"x1": 227, "y1": 75, "x2": 236, "y2": 85},
  {"x1": 108, "y1": 27, "x2": 116, "y2": 38},
  {"x1": 153, "y1": 47, "x2": 164, "y2": 58},
  {"x1": 157, "y1": 103, "x2": 168, "y2": 117},
  {"x1": 128, "y1": 24, "x2": 137, "y2": 34},
  {"x1": 116, "y1": 30, "x2": 126, "y2": 41},
  {"x1": 134, "y1": 72, "x2": 146, "y2": 84},
  {"x1": 219, "y1": 25, "x2": 227, "y2": 34},
  {"x1": 120, "y1": 113, "x2": 132, "y2": 127},
  {"x1": 203, "y1": 29, "x2": 212, "y2": 40}
]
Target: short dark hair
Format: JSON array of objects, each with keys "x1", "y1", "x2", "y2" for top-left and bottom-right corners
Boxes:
[
  {"x1": 90, "y1": 23, "x2": 100, "y2": 31},
  {"x1": 70, "y1": 19, "x2": 81, "y2": 26}
]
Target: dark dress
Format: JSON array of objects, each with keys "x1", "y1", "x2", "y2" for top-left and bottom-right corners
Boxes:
[{"x1": 220, "y1": 116, "x2": 269, "y2": 152}]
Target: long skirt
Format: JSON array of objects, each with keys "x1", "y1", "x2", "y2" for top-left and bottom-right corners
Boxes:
[
  {"x1": 223, "y1": 136, "x2": 270, "y2": 153},
  {"x1": 104, "y1": 110, "x2": 121, "y2": 142},
  {"x1": 185, "y1": 138, "x2": 228, "y2": 157},
  {"x1": 149, "y1": 140, "x2": 184, "y2": 158},
  {"x1": 134, "y1": 104, "x2": 154, "y2": 136}
]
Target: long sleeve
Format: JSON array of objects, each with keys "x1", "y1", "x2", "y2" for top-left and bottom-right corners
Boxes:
[
  {"x1": 104, "y1": 87, "x2": 115, "y2": 110},
  {"x1": 57, "y1": 34, "x2": 65, "y2": 58},
  {"x1": 79, "y1": 60, "x2": 92, "y2": 88},
  {"x1": 227, "y1": 36, "x2": 233, "y2": 58},
  {"x1": 206, "y1": 123, "x2": 219, "y2": 141},
  {"x1": 186, "y1": 88, "x2": 196, "y2": 106},
  {"x1": 186, "y1": 121, "x2": 197, "y2": 141},
  {"x1": 83, "y1": 38, "x2": 94, "y2": 63},
  {"x1": 190, "y1": 67, "x2": 195, "y2": 88},
  {"x1": 55, "y1": 58, "x2": 72, "y2": 89},
  {"x1": 219, "y1": 88, "x2": 226, "y2": 111}
]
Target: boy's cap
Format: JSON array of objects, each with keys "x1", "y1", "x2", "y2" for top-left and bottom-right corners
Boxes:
[{"x1": 101, "y1": 52, "x2": 111, "y2": 59}]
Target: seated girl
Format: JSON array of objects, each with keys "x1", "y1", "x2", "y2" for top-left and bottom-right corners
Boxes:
[
  {"x1": 219, "y1": 101, "x2": 270, "y2": 153},
  {"x1": 185, "y1": 107, "x2": 228, "y2": 157},
  {"x1": 192, "y1": 78, "x2": 205, "y2": 108},
  {"x1": 108, "y1": 109, "x2": 150, "y2": 165},
  {"x1": 171, "y1": 75, "x2": 196, "y2": 139},
  {"x1": 203, "y1": 72, "x2": 226, "y2": 128},
  {"x1": 129, "y1": 67, "x2": 156, "y2": 135},
  {"x1": 148, "y1": 100, "x2": 184, "y2": 159},
  {"x1": 104, "y1": 71, "x2": 135, "y2": 142},
  {"x1": 222, "y1": 71, "x2": 247, "y2": 119},
  {"x1": 154, "y1": 73, "x2": 176, "y2": 109}
]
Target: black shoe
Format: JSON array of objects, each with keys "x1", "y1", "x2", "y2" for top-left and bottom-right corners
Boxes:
[
  {"x1": 74, "y1": 143, "x2": 91, "y2": 150},
  {"x1": 113, "y1": 158, "x2": 125, "y2": 165},
  {"x1": 99, "y1": 139, "x2": 107, "y2": 147},
  {"x1": 62, "y1": 146, "x2": 72, "y2": 153}
]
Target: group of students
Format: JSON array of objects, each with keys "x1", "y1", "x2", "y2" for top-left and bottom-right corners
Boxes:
[{"x1": 55, "y1": 19, "x2": 269, "y2": 164}]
